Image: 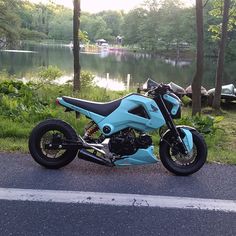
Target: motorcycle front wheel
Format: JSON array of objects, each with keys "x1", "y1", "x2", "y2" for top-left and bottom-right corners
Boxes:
[
  {"x1": 159, "y1": 130, "x2": 207, "y2": 176},
  {"x1": 29, "y1": 119, "x2": 78, "y2": 169}
]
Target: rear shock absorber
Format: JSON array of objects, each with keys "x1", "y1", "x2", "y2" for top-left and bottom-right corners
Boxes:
[
  {"x1": 83, "y1": 121, "x2": 99, "y2": 140},
  {"x1": 84, "y1": 121, "x2": 106, "y2": 144}
]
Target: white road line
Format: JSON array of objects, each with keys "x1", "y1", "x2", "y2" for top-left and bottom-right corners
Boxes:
[{"x1": 0, "y1": 188, "x2": 235, "y2": 213}]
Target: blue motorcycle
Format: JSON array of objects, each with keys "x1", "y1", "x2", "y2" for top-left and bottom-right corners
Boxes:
[{"x1": 29, "y1": 84, "x2": 207, "y2": 176}]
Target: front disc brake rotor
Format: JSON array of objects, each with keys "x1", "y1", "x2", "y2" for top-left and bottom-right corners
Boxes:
[{"x1": 171, "y1": 145, "x2": 197, "y2": 165}]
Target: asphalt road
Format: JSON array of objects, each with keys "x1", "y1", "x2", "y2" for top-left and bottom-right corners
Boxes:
[{"x1": 0, "y1": 152, "x2": 235, "y2": 236}]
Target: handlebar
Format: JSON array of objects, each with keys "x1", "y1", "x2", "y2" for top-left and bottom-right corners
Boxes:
[{"x1": 146, "y1": 83, "x2": 173, "y2": 96}]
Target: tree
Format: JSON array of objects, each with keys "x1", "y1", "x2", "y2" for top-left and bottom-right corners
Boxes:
[
  {"x1": 97, "y1": 11, "x2": 124, "y2": 38},
  {"x1": 81, "y1": 15, "x2": 112, "y2": 42},
  {"x1": 212, "y1": 0, "x2": 231, "y2": 110},
  {"x1": 191, "y1": 0, "x2": 204, "y2": 116},
  {"x1": 122, "y1": 0, "x2": 195, "y2": 53},
  {"x1": 122, "y1": 8, "x2": 147, "y2": 46},
  {"x1": 0, "y1": 0, "x2": 21, "y2": 48},
  {"x1": 139, "y1": 5, "x2": 159, "y2": 51},
  {"x1": 48, "y1": 5, "x2": 73, "y2": 40},
  {"x1": 158, "y1": 0, "x2": 195, "y2": 53},
  {"x1": 73, "y1": 0, "x2": 81, "y2": 91}
]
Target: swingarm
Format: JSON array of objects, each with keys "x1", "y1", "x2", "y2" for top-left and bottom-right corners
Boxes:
[{"x1": 44, "y1": 134, "x2": 106, "y2": 155}]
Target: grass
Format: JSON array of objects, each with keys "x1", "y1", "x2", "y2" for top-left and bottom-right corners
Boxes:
[
  {"x1": 0, "y1": 105, "x2": 236, "y2": 165},
  {"x1": 0, "y1": 83, "x2": 128, "y2": 153},
  {"x1": 0, "y1": 76, "x2": 235, "y2": 165},
  {"x1": 206, "y1": 105, "x2": 236, "y2": 164},
  {"x1": 0, "y1": 138, "x2": 28, "y2": 152}
]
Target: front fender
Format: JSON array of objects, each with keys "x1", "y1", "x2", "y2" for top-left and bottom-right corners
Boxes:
[
  {"x1": 160, "y1": 125, "x2": 196, "y2": 141},
  {"x1": 160, "y1": 125, "x2": 195, "y2": 153},
  {"x1": 175, "y1": 125, "x2": 196, "y2": 131}
]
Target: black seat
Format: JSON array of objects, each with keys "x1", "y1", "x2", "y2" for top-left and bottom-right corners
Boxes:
[{"x1": 62, "y1": 96, "x2": 122, "y2": 116}]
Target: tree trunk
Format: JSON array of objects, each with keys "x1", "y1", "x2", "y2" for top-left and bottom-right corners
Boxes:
[
  {"x1": 191, "y1": 0, "x2": 204, "y2": 116},
  {"x1": 73, "y1": 0, "x2": 81, "y2": 91},
  {"x1": 212, "y1": 0, "x2": 230, "y2": 110}
]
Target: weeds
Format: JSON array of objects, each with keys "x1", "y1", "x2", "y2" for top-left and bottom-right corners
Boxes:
[
  {"x1": 0, "y1": 71, "x2": 235, "y2": 164},
  {"x1": 177, "y1": 115, "x2": 224, "y2": 135}
]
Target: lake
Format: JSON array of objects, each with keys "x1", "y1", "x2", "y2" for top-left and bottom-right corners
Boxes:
[{"x1": 0, "y1": 43, "x2": 236, "y2": 90}]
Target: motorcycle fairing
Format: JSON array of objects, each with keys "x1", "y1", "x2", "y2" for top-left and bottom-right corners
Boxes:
[
  {"x1": 114, "y1": 146, "x2": 158, "y2": 166},
  {"x1": 163, "y1": 94, "x2": 180, "y2": 116},
  {"x1": 58, "y1": 94, "x2": 166, "y2": 136},
  {"x1": 97, "y1": 94, "x2": 165, "y2": 135}
]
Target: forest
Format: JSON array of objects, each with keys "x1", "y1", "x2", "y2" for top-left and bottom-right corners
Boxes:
[{"x1": 0, "y1": 0, "x2": 236, "y2": 57}]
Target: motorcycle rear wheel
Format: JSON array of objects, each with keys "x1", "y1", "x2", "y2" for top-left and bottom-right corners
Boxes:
[
  {"x1": 29, "y1": 119, "x2": 78, "y2": 169},
  {"x1": 159, "y1": 130, "x2": 207, "y2": 176}
]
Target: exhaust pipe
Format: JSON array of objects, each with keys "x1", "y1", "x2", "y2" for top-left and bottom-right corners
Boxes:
[{"x1": 78, "y1": 149, "x2": 114, "y2": 167}]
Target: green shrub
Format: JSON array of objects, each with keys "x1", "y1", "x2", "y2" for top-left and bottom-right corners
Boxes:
[
  {"x1": 80, "y1": 71, "x2": 95, "y2": 88},
  {"x1": 0, "y1": 70, "x2": 12, "y2": 80},
  {"x1": 38, "y1": 66, "x2": 63, "y2": 83},
  {"x1": 177, "y1": 115, "x2": 224, "y2": 135},
  {"x1": 181, "y1": 95, "x2": 192, "y2": 106},
  {"x1": 0, "y1": 80, "x2": 57, "y2": 122}
]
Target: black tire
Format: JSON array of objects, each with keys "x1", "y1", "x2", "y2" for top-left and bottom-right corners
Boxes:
[
  {"x1": 159, "y1": 130, "x2": 207, "y2": 176},
  {"x1": 29, "y1": 119, "x2": 78, "y2": 169}
]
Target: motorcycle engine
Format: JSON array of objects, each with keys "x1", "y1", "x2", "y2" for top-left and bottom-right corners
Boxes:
[{"x1": 108, "y1": 129, "x2": 152, "y2": 156}]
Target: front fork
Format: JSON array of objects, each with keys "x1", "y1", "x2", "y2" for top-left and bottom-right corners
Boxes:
[{"x1": 156, "y1": 95, "x2": 192, "y2": 155}]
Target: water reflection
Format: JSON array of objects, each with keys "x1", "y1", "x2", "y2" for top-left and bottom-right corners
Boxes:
[
  {"x1": 164, "y1": 58, "x2": 192, "y2": 68},
  {"x1": 1, "y1": 49, "x2": 37, "y2": 53},
  {"x1": 0, "y1": 43, "x2": 236, "y2": 90},
  {"x1": 94, "y1": 76, "x2": 126, "y2": 91},
  {"x1": 54, "y1": 75, "x2": 126, "y2": 91}
]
